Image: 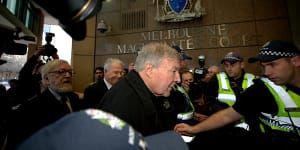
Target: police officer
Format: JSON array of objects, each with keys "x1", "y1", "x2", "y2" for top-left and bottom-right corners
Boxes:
[
  {"x1": 160, "y1": 46, "x2": 198, "y2": 131},
  {"x1": 175, "y1": 40, "x2": 300, "y2": 149},
  {"x1": 201, "y1": 52, "x2": 255, "y2": 121},
  {"x1": 185, "y1": 51, "x2": 256, "y2": 149}
]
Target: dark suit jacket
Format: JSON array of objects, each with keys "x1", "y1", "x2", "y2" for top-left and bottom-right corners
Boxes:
[
  {"x1": 83, "y1": 79, "x2": 108, "y2": 108},
  {"x1": 7, "y1": 88, "x2": 83, "y2": 149},
  {"x1": 98, "y1": 71, "x2": 168, "y2": 136}
]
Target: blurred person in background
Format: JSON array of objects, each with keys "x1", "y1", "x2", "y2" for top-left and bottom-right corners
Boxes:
[
  {"x1": 94, "y1": 66, "x2": 104, "y2": 82},
  {"x1": 83, "y1": 58, "x2": 124, "y2": 108}
]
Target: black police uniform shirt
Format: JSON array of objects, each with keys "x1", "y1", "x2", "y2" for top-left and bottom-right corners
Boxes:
[{"x1": 233, "y1": 78, "x2": 300, "y2": 133}]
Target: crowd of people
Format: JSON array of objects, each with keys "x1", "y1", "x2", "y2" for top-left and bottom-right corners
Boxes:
[
  {"x1": 0, "y1": 40, "x2": 299, "y2": 149},
  {"x1": 174, "y1": 40, "x2": 300, "y2": 149}
]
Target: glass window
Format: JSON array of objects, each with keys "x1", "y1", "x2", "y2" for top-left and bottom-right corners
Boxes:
[
  {"x1": 42, "y1": 24, "x2": 72, "y2": 64},
  {"x1": 5, "y1": 0, "x2": 17, "y2": 14}
]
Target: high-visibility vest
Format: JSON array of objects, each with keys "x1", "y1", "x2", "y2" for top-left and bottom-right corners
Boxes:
[
  {"x1": 176, "y1": 85, "x2": 195, "y2": 121},
  {"x1": 216, "y1": 72, "x2": 255, "y2": 130},
  {"x1": 259, "y1": 77, "x2": 300, "y2": 135},
  {"x1": 216, "y1": 72, "x2": 255, "y2": 106}
]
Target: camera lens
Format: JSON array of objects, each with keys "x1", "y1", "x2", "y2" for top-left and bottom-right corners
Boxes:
[{"x1": 31, "y1": 0, "x2": 103, "y2": 40}]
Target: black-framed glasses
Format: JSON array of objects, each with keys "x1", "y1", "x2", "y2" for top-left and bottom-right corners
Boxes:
[{"x1": 48, "y1": 69, "x2": 75, "y2": 75}]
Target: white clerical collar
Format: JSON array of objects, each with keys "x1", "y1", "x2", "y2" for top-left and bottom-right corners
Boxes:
[{"x1": 103, "y1": 78, "x2": 112, "y2": 90}]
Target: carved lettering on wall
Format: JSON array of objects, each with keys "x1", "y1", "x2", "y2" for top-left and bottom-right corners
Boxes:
[{"x1": 115, "y1": 24, "x2": 261, "y2": 54}]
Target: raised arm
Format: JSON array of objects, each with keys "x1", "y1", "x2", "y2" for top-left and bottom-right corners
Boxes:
[{"x1": 174, "y1": 107, "x2": 243, "y2": 136}]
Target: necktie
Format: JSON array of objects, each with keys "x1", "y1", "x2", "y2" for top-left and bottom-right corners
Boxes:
[{"x1": 61, "y1": 96, "x2": 73, "y2": 112}]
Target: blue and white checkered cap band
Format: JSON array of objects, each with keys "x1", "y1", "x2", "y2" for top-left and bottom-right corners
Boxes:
[
  {"x1": 260, "y1": 48, "x2": 297, "y2": 57},
  {"x1": 248, "y1": 40, "x2": 300, "y2": 63},
  {"x1": 223, "y1": 56, "x2": 241, "y2": 60}
]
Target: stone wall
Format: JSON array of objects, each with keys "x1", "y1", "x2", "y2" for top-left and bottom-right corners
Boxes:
[{"x1": 72, "y1": 0, "x2": 293, "y2": 92}]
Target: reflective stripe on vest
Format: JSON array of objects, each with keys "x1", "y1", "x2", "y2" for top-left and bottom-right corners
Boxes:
[
  {"x1": 217, "y1": 72, "x2": 255, "y2": 106},
  {"x1": 177, "y1": 111, "x2": 194, "y2": 120},
  {"x1": 245, "y1": 73, "x2": 254, "y2": 89},
  {"x1": 176, "y1": 85, "x2": 195, "y2": 120},
  {"x1": 259, "y1": 77, "x2": 300, "y2": 134},
  {"x1": 234, "y1": 122, "x2": 250, "y2": 131}
]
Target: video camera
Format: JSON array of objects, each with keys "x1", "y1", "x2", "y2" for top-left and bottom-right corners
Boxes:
[
  {"x1": 0, "y1": 27, "x2": 31, "y2": 56},
  {"x1": 41, "y1": 32, "x2": 58, "y2": 62},
  {"x1": 30, "y1": 0, "x2": 103, "y2": 41},
  {"x1": 43, "y1": 32, "x2": 57, "y2": 57},
  {"x1": 189, "y1": 55, "x2": 208, "y2": 101}
]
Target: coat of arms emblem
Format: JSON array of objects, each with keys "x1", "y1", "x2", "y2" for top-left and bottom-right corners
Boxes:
[
  {"x1": 154, "y1": 0, "x2": 205, "y2": 22},
  {"x1": 168, "y1": 0, "x2": 188, "y2": 14}
]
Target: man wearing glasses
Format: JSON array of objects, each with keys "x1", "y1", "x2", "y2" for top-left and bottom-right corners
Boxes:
[{"x1": 7, "y1": 59, "x2": 83, "y2": 150}]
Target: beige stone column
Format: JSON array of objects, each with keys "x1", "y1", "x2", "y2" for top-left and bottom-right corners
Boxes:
[{"x1": 71, "y1": 16, "x2": 96, "y2": 92}]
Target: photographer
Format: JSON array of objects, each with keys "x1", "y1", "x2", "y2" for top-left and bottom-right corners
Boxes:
[
  {"x1": 12, "y1": 33, "x2": 59, "y2": 109},
  {"x1": 191, "y1": 65, "x2": 220, "y2": 120},
  {"x1": 4, "y1": 45, "x2": 59, "y2": 149},
  {"x1": 201, "y1": 65, "x2": 220, "y2": 83},
  {"x1": 15, "y1": 46, "x2": 59, "y2": 106},
  {"x1": 181, "y1": 71, "x2": 194, "y2": 93},
  {"x1": 187, "y1": 56, "x2": 220, "y2": 113},
  {"x1": 21, "y1": 33, "x2": 59, "y2": 92},
  {"x1": 42, "y1": 32, "x2": 59, "y2": 62},
  {"x1": 188, "y1": 55, "x2": 210, "y2": 102}
]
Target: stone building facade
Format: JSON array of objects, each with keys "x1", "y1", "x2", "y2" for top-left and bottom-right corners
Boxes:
[{"x1": 72, "y1": 0, "x2": 297, "y2": 92}]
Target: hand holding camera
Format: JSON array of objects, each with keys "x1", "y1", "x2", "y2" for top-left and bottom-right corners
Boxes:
[
  {"x1": 182, "y1": 79, "x2": 192, "y2": 92},
  {"x1": 194, "y1": 55, "x2": 207, "y2": 82},
  {"x1": 43, "y1": 33, "x2": 57, "y2": 56},
  {"x1": 39, "y1": 32, "x2": 58, "y2": 62},
  {"x1": 188, "y1": 55, "x2": 208, "y2": 101}
]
